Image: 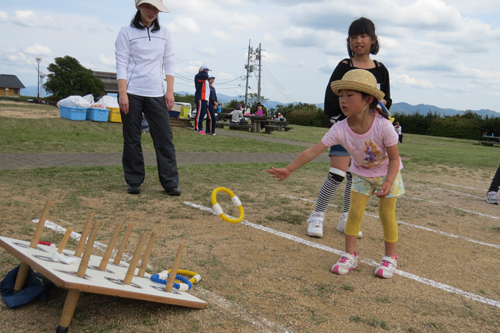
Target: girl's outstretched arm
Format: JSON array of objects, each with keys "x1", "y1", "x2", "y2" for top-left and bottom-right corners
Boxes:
[
  {"x1": 375, "y1": 143, "x2": 400, "y2": 197},
  {"x1": 266, "y1": 141, "x2": 328, "y2": 181}
]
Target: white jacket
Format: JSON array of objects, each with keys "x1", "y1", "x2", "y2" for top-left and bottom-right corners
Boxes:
[{"x1": 115, "y1": 24, "x2": 174, "y2": 97}]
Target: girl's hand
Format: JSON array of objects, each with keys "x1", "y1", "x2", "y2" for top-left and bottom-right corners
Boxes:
[
  {"x1": 374, "y1": 181, "x2": 392, "y2": 197},
  {"x1": 266, "y1": 167, "x2": 290, "y2": 181},
  {"x1": 119, "y1": 94, "x2": 129, "y2": 115}
]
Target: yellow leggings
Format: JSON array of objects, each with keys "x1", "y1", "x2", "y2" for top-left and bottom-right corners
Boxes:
[{"x1": 344, "y1": 192, "x2": 398, "y2": 243}]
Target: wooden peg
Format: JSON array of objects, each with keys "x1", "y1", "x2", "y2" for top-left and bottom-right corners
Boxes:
[
  {"x1": 13, "y1": 262, "x2": 31, "y2": 292},
  {"x1": 30, "y1": 200, "x2": 52, "y2": 248},
  {"x1": 15, "y1": 201, "x2": 52, "y2": 292},
  {"x1": 98, "y1": 223, "x2": 123, "y2": 271},
  {"x1": 57, "y1": 289, "x2": 81, "y2": 332},
  {"x1": 77, "y1": 220, "x2": 101, "y2": 278},
  {"x1": 74, "y1": 213, "x2": 94, "y2": 257},
  {"x1": 113, "y1": 223, "x2": 133, "y2": 265},
  {"x1": 123, "y1": 233, "x2": 147, "y2": 285},
  {"x1": 57, "y1": 228, "x2": 73, "y2": 254},
  {"x1": 138, "y1": 232, "x2": 157, "y2": 277},
  {"x1": 165, "y1": 244, "x2": 185, "y2": 292}
]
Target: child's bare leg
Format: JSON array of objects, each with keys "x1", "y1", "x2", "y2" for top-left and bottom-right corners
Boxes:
[{"x1": 384, "y1": 241, "x2": 397, "y2": 258}]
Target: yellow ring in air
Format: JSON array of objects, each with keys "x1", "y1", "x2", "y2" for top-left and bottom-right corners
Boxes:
[{"x1": 211, "y1": 187, "x2": 245, "y2": 223}]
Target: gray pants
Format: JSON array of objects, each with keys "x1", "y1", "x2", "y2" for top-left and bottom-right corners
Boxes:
[{"x1": 121, "y1": 94, "x2": 179, "y2": 190}]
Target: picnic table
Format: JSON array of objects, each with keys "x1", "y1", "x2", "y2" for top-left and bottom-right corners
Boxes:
[
  {"x1": 478, "y1": 134, "x2": 500, "y2": 147},
  {"x1": 243, "y1": 115, "x2": 273, "y2": 133}
]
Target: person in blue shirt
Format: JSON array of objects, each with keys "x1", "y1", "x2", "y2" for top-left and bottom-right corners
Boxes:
[{"x1": 207, "y1": 76, "x2": 218, "y2": 135}]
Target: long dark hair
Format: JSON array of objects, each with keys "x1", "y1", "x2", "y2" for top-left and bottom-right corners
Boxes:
[
  {"x1": 347, "y1": 17, "x2": 379, "y2": 58},
  {"x1": 131, "y1": 10, "x2": 160, "y2": 32}
]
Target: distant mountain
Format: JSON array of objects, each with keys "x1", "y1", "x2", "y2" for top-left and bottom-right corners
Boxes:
[
  {"x1": 389, "y1": 102, "x2": 500, "y2": 118},
  {"x1": 175, "y1": 91, "x2": 500, "y2": 118}
]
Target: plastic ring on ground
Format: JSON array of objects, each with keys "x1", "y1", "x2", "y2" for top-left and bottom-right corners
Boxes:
[
  {"x1": 167, "y1": 269, "x2": 202, "y2": 285},
  {"x1": 211, "y1": 187, "x2": 245, "y2": 224},
  {"x1": 151, "y1": 273, "x2": 192, "y2": 291}
]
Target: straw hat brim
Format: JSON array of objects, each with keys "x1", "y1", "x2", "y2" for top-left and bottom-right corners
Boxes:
[{"x1": 330, "y1": 80, "x2": 385, "y2": 101}]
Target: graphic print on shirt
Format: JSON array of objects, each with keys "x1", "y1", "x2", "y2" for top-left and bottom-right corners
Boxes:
[{"x1": 362, "y1": 140, "x2": 385, "y2": 168}]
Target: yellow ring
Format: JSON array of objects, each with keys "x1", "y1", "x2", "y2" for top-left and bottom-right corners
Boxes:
[
  {"x1": 167, "y1": 269, "x2": 202, "y2": 285},
  {"x1": 211, "y1": 187, "x2": 245, "y2": 223}
]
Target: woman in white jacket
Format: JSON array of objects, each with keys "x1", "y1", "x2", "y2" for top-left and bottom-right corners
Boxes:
[{"x1": 115, "y1": 0, "x2": 180, "y2": 196}]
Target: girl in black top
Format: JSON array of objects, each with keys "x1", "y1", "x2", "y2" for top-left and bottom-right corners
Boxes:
[{"x1": 306, "y1": 17, "x2": 392, "y2": 239}]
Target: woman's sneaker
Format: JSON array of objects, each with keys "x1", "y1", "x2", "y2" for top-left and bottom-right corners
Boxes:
[
  {"x1": 306, "y1": 212, "x2": 324, "y2": 238},
  {"x1": 485, "y1": 191, "x2": 498, "y2": 205},
  {"x1": 336, "y1": 213, "x2": 363, "y2": 239},
  {"x1": 374, "y1": 254, "x2": 398, "y2": 279},
  {"x1": 332, "y1": 252, "x2": 358, "y2": 275}
]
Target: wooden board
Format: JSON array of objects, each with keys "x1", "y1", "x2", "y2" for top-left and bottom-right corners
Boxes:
[{"x1": 0, "y1": 236, "x2": 206, "y2": 309}]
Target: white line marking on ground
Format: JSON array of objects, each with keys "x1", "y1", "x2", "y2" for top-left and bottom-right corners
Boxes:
[
  {"x1": 32, "y1": 218, "x2": 290, "y2": 333},
  {"x1": 32, "y1": 218, "x2": 133, "y2": 261},
  {"x1": 442, "y1": 183, "x2": 485, "y2": 191},
  {"x1": 280, "y1": 195, "x2": 500, "y2": 250},
  {"x1": 404, "y1": 196, "x2": 500, "y2": 220},
  {"x1": 429, "y1": 187, "x2": 483, "y2": 199},
  {"x1": 184, "y1": 202, "x2": 500, "y2": 309}
]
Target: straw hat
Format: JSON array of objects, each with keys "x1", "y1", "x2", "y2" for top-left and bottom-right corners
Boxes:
[
  {"x1": 330, "y1": 69, "x2": 385, "y2": 101},
  {"x1": 135, "y1": 0, "x2": 170, "y2": 13}
]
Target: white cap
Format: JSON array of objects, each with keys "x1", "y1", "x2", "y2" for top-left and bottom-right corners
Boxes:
[{"x1": 135, "y1": 0, "x2": 170, "y2": 13}]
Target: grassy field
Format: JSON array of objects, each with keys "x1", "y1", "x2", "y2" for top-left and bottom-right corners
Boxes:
[{"x1": 1, "y1": 102, "x2": 499, "y2": 333}]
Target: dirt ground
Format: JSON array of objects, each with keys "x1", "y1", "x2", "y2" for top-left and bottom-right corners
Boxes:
[{"x1": 0, "y1": 109, "x2": 499, "y2": 332}]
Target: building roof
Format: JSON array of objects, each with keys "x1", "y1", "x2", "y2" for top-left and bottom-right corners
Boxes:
[{"x1": 0, "y1": 74, "x2": 26, "y2": 89}]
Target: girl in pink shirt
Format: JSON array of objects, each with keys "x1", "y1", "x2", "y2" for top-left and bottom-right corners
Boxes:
[{"x1": 267, "y1": 69, "x2": 404, "y2": 279}]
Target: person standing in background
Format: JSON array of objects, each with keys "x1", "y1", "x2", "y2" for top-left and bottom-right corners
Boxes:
[
  {"x1": 394, "y1": 122, "x2": 402, "y2": 143},
  {"x1": 115, "y1": 0, "x2": 181, "y2": 196},
  {"x1": 194, "y1": 65, "x2": 210, "y2": 135},
  {"x1": 207, "y1": 75, "x2": 218, "y2": 135}
]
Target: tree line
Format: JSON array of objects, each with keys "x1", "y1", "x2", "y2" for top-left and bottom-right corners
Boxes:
[{"x1": 43, "y1": 55, "x2": 500, "y2": 140}]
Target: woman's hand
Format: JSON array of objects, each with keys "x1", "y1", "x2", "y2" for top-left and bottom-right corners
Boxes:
[
  {"x1": 119, "y1": 93, "x2": 129, "y2": 115},
  {"x1": 165, "y1": 91, "x2": 175, "y2": 110},
  {"x1": 266, "y1": 167, "x2": 290, "y2": 181}
]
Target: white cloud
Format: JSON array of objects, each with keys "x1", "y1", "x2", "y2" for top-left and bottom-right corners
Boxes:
[
  {"x1": 99, "y1": 55, "x2": 115, "y2": 66},
  {"x1": 261, "y1": 51, "x2": 285, "y2": 63},
  {"x1": 211, "y1": 30, "x2": 232, "y2": 41},
  {"x1": 167, "y1": 15, "x2": 200, "y2": 33},
  {"x1": 25, "y1": 44, "x2": 52, "y2": 56},
  {"x1": 392, "y1": 73, "x2": 434, "y2": 89},
  {"x1": 216, "y1": 72, "x2": 235, "y2": 80},
  {"x1": 0, "y1": 11, "x2": 8, "y2": 21},
  {"x1": 12, "y1": 10, "x2": 59, "y2": 29}
]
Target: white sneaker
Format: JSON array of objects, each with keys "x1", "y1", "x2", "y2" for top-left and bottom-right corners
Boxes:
[
  {"x1": 485, "y1": 191, "x2": 498, "y2": 205},
  {"x1": 306, "y1": 212, "x2": 324, "y2": 238},
  {"x1": 374, "y1": 254, "x2": 398, "y2": 279},
  {"x1": 336, "y1": 212, "x2": 363, "y2": 239},
  {"x1": 332, "y1": 252, "x2": 358, "y2": 275}
]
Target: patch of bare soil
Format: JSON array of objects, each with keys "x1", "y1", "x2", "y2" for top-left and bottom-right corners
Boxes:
[
  {"x1": 0, "y1": 165, "x2": 499, "y2": 332},
  {"x1": 0, "y1": 100, "x2": 59, "y2": 118}
]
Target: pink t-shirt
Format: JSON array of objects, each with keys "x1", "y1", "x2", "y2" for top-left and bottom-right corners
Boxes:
[{"x1": 321, "y1": 114, "x2": 402, "y2": 177}]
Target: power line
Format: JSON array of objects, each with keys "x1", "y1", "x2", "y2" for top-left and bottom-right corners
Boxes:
[
  {"x1": 261, "y1": 65, "x2": 295, "y2": 104},
  {"x1": 262, "y1": 64, "x2": 296, "y2": 103}
]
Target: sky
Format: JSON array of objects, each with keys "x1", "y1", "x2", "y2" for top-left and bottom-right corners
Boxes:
[{"x1": 1, "y1": 0, "x2": 500, "y2": 112}]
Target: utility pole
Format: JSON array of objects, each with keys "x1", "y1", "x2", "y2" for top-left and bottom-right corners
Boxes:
[
  {"x1": 256, "y1": 43, "x2": 262, "y2": 104},
  {"x1": 36, "y1": 57, "x2": 42, "y2": 100},
  {"x1": 244, "y1": 40, "x2": 252, "y2": 110}
]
